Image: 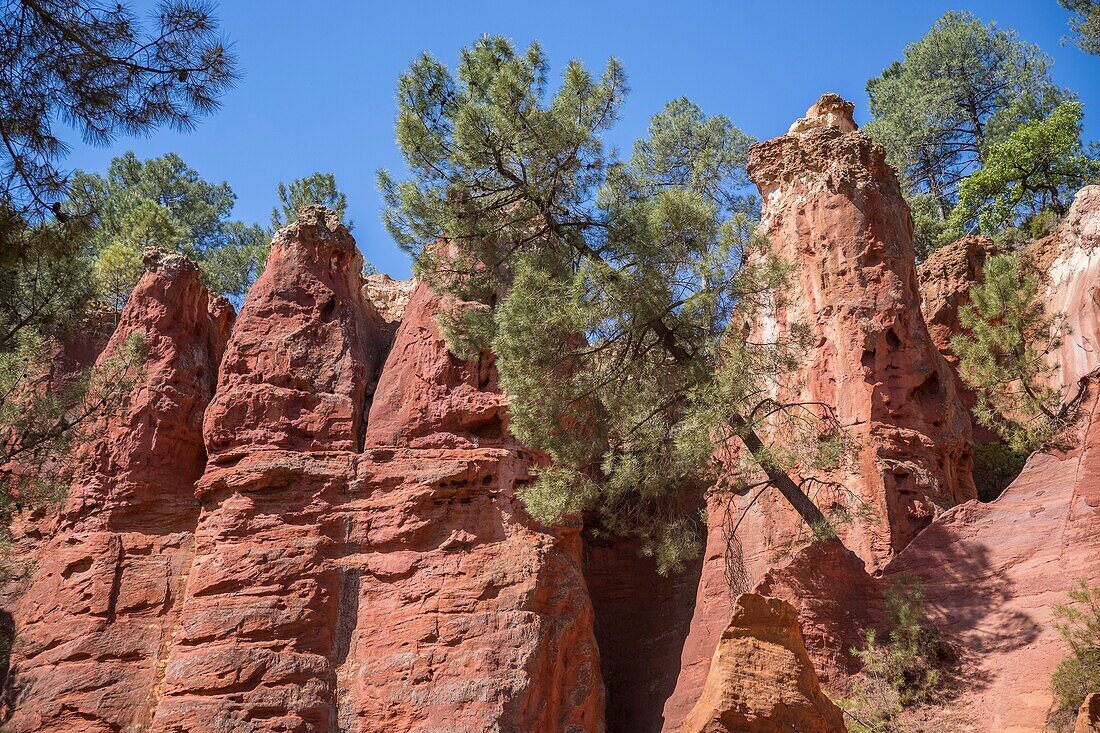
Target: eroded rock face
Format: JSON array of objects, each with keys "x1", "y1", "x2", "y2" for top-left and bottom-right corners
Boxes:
[
  {"x1": 1077, "y1": 694, "x2": 1100, "y2": 733},
  {"x1": 1, "y1": 252, "x2": 232, "y2": 733},
  {"x1": 207, "y1": 206, "x2": 383, "y2": 460},
  {"x1": 1030, "y1": 185, "x2": 1100, "y2": 396},
  {"x1": 364, "y1": 282, "x2": 507, "y2": 449},
  {"x1": 348, "y1": 280, "x2": 603, "y2": 732},
  {"x1": 681, "y1": 593, "x2": 846, "y2": 733},
  {"x1": 916, "y1": 235, "x2": 999, "y2": 445},
  {"x1": 664, "y1": 94, "x2": 974, "y2": 730},
  {"x1": 755, "y1": 540, "x2": 884, "y2": 691},
  {"x1": 886, "y1": 373, "x2": 1100, "y2": 732},
  {"x1": 141, "y1": 212, "x2": 602, "y2": 732},
  {"x1": 742, "y1": 92, "x2": 976, "y2": 568}
]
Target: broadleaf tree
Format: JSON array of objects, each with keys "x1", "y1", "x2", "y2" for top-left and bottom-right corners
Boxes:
[
  {"x1": 380, "y1": 37, "x2": 840, "y2": 573},
  {"x1": 950, "y1": 101, "x2": 1100, "y2": 235}
]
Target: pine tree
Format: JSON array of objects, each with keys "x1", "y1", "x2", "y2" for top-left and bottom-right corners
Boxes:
[
  {"x1": 1060, "y1": 0, "x2": 1100, "y2": 55},
  {"x1": 0, "y1": 1, "x2": 237, "y2": 556},
  {"x1": 380, "y1": 37, "x2": 836, "y2": 572},
  {"x1": 271, "y1": 172, "x2": 353, "y2": 231},
  {"x1": 865, "y1": 12, "x2": 1070, "y2": 256},
  {"x1": 68, "y1": 152, "x2": 268, "y2": 304},
  {"x1": 950, "y1": 254, "x2": 1074, "y2": 453}
]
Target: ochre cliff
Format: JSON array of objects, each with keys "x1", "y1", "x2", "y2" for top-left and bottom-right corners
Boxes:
[
  {"x1": 681, "y1": 594, "x2": 845, "y2": 733},
  {"x1": 663, "y1": 93, "x2": 974, "y2": 730},
  {"x1": 1, "y1": 252, "x2": 233, "y2": 732},
  {"x1": 4, "y1": 101, "x2": 1099, "y2": 733},
  {"x1": 884, "y1": 372, "x2": 1100, "y2": 731}
]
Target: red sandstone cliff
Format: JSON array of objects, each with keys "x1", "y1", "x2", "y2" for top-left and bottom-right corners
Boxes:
[
  {"x1": 663, "y1": 94, "x2": 975, "y2": 730},
  {"x1": 3, "y1": 99, "x2": 1097, "y2": 733},
  {"x1": 1, "y1": 251, "x2": 232, "y2": 732},
  {"x1": 884, "y1": 372, "x2": 1100, "y2": 731}
]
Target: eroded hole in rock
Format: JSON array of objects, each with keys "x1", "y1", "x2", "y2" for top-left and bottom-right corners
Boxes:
[{"x1": 861, "y1": 347, "x2": 876, "y2": 370}]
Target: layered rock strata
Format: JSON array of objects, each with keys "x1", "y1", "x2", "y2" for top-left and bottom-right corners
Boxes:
[
  {"x1": 664, "y1": 93, "x2": 975, "y2": 729},
  {"x1": 1, "y1": 252, "x2": 232, "y2": 732}
]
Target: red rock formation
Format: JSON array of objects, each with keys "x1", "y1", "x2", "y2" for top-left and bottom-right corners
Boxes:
[
  {"x1": 740, "y1": 91, "x2": 975, "y2": 569},
  {"x1": 664, "y1": 93, "x2": 974, "y2": 730},
  {"x1": 203, "y1": 206, "x2": 382, "y2": 458},
  {"x1": 364, "y1": 282, "x2": 507, "y2": 449},
  {"x1": 756, "y1": 540, "x2": 884, "y2": 690},
  {"x1": 885, "y1": 373, "x2": 1100, "y2": 731},
  {"x1": 1030, "y1": 185, "x2": 1100, "y2": 396},
  {"x1": 146, "y1": 210, "x2": 602, "y2": 732},
  {"x1": 1, "y1": 251, "x2": 232, "y2": 733},
  {"x1": 146, "y1": 207, "x2": 386, "y2": 731},
  {"x1": 1077, "y1": 694, "x2": 1100, "y2": 733},
  {"x1": 917, "y1": 235, "x2": 996, "y2": 372},
  {"x1": 347, "y1": 280, "x2": 603, "y2": 732},
  {"x1": 681, "y1": 593, "x2": 846, "y2": 733}
]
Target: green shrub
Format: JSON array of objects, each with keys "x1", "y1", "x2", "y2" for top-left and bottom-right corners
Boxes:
[
  {"x1": 971, "y1": 441, "x2": 1028, "y2": 502},
  {"x1": 1050, "y1": 581, "x2": 1100, "y2": 727},
  {"x1": 839, "y1": 577, "x2": 954, "y2": 731}
]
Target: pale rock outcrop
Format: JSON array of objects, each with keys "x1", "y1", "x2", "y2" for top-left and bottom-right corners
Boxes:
[
  {"x1": 681, "y1": 593, "x2": 846, "y2": 733},
  {"x1": 1029, "y1": 185, "x2": 1100, "y2": 396},
  {"x1": 1077, "y1": 694, "x2": 1100, "y2": 733},
  {"x1": 1, "y1": 252, "x2": 232, "y2": 733},
  {"x1": 363, "y1": 272, "x2": 417, "y2": 326}
]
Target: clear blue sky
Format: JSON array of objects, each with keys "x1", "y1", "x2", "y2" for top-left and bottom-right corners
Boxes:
[{"x1": 64, "y1": 1, "x2": 1099, "y2": 279}]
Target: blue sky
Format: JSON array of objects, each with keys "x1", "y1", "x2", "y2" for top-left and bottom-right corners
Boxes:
[{"x1": 64, "y1": 1, "x2": 1099, "y2": 279}]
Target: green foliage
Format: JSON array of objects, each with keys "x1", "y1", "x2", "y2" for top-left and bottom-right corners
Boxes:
[
  {"x1": 1060, "y1": 0, "x2": 1100, "y2": 55},
  {"x1": 950, "y1": 254, "x2": 1070, "y2": 453},
  {"x1": 68, "y1": 152, "x2": 269, "y2": 303},
  {"x1": 867, "y1": 11, "x2": 1066, "y2": 198},
  {"x1": 381, "y1": 37, "x2": 834, "y2": 572},
  {"x1": 1050, "y1": 581, "x2": 1100, "y2": 725},
  {"x1": 270, "y1": 172, "x2": 353, "y2": 231},
  {"x1": 951, "y1": 102, "x2": 1100, "y2": 234},
  {"x1": 0, "y1": 1, "x2": 236, "y2": 220},
  {"x1": 971, "y1": 440, "x2": 1028, "y2": 502},
  {"x1": 908, "y1": 191, "x2": 963, "y2": 261},
  {"x1": 0, "y1": 1, "x2": 236, "y2": 593},
  {"x1": 840, "y1": 578, "x2": 952, "y2": 732},
  {"x1": 866, "y1": 11, "x2": 1071, "y2": 255}
]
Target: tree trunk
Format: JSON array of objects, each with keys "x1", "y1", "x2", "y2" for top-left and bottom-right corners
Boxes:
[{"x1": 730, "y1": 413, "x2": 831, "y2": 528}]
